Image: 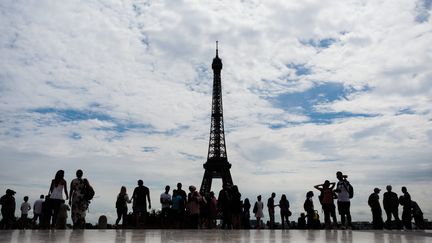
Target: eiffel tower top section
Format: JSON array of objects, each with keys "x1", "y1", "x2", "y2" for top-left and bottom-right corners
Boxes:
[{"x1": 206, "y1": 41, "x2": 229, "y2": 163}]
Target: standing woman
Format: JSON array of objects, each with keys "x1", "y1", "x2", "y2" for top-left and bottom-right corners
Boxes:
[
  {"x1": 49, "y1": 170, "x2": 68, "y2": 228},
  {"x1": 254, "y1": 195, "x2": 264, "y2": 229},
  {"x1": 279, "y1": 194, "x2": 291, "y2": 229},
  {"x1": 69, "y1": 169, "x2": 89, "y2": 229},
  {"x1": 115, "y1": 186, "x2": 131, "y2": 226}
]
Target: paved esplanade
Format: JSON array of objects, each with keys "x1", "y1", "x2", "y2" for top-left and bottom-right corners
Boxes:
[{"x1": 0, "y1": 230, "x2": 431, "y2": 243}]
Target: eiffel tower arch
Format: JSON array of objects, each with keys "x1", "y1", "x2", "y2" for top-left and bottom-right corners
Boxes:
[{"x1": 199, "y1": 42, "x2": 234, "y2": 196}]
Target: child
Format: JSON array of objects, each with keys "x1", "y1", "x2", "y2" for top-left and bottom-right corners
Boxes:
[{"x1": 20, "y1": 196, "x2": 31, "y2": 219}]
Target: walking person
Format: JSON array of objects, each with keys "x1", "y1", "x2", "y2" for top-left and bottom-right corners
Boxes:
[
  {"x1": 115, "y1": 186, "x2": 131, "y2": 226},
  {"x1": 279, "y1": 194, "x2": 291, "y2": 229},
  {"x1": 48, "y1": 170, "x2": 68, "y2": 228},
  {"x1": 267, "y1": 192, "x2": 276, "y2": 229},
  {"x1": 368, "y1": 188, "x2": 383, "y2": 229},
  {"x1": 383, "y1": 185, "x2": 401, "y2": 229},
  {"x1": 253, "y1": 195, "x2": 264, "y2": 229},
  {"x1": 0, "y1": 189, "x2": 16, "y2": 229},
  {"x1": 399, "y1": 186, "x2": 412, "y2": 229},
  {"x1": 303, "y1": 191, "x2": 314, "y2": 229},
  {"x1": 335, "y1": 171, "x2": 353, "y2": 229},
  {"x1": 33, "y1": 195, "x2": 44, "y2": 226},
  {"x1": 69, "y1": 169, "x2": 91, "y2": 229},
  {"x1": 132, "y1": 180, "x2": 151, "y2": 227},
  {"x1": 314, "y1": 180, "x2": 338, "y2": 229}
]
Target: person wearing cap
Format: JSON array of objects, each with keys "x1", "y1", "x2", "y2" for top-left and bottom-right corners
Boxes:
[
  {"x1": 0, "y1": 189, "x2": 16, "y2": 229},
  {"x1": 187, "y1": 185, "x2": 202, "y2": 229},
  {"x1": 368, "y1": 188, "x2": 383, "y2": 229},
  {"x1": 383, "y1": 185, "x2": 401, "y2": 229}
]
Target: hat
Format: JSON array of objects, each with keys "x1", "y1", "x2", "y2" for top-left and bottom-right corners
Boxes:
[
  {"x1": 189, "y1": 185, "x2": 196, "y2": 191},
  {"x1": 6, "y1": 189, "x2": 16, "y2": 195},
  {"x1": 374, "y1": 187, "x2": 381, "y2": 193}
]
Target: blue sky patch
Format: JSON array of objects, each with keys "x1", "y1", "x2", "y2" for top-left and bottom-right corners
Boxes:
[
  {"x1": 269, "y1": 82, "x2": 375, "y2": 125},
  {"x1": 286, "y1": 63, "x2": 311, "y2": 76},
  {"x1": 300, "y1": 38, "x2": 337, "y2": 48},
  {"x1": 69, "y1": 132, "x2": 82, "y2": 140}
]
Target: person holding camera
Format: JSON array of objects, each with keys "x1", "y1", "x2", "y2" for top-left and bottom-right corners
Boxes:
[{"x1": 335, "y1": 171, "x2": 353, "y2": 229}]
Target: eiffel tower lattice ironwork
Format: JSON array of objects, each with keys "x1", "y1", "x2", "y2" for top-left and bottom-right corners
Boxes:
[{"x1": 199, "y1": 41, "x2": 233, "y2": 196}]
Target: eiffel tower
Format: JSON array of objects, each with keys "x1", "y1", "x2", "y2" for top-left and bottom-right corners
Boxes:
[{"x1": 199, "y1": 41, "x2": 234, "y2": 196}]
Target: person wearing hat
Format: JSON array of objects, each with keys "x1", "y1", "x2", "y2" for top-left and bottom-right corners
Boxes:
[
  {"x1": 187, "y1": 185, "x2": 202, "y2": 229},
  {"x1": 368, "y1": 187, "x2": 383, "y2": 229},
  {"x1": 0, "y1": 189, "x2": 16, "y2": 229}
]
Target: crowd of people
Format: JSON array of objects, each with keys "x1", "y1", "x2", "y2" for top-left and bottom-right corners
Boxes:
[{"x1": 0, "y1": 170, "x2": 426, "y2": 230}]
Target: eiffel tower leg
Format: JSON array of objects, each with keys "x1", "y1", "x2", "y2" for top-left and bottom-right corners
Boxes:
[
  {"x1": 221, "y1": 170, "x2": 233, "y2": 187},
  {"x1": 200, "y1": 170, "x2": 213, "y2": 196}
]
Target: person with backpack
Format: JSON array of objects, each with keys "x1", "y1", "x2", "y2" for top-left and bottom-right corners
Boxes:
[
  {"x1": 314, "y1": 180, "x2": 338, "y2": 229},
  {"x1": 115, "y1": 186, "x2": 131, "y2": 226},
  {"x1": 335, "y1": 171, "x2": 353, "y2": 229},
  {"x1": 69, "y1": 169, "x2": 92, "y2": 229}
]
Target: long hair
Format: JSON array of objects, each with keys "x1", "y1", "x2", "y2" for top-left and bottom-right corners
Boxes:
[{"x1": 54, "y1": 170, "x2": 64, "y2": 186}]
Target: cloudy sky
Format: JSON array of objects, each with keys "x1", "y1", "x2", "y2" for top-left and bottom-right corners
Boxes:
[{"x1": 1, "y1": 0, "x2": 431, "y2": 224}]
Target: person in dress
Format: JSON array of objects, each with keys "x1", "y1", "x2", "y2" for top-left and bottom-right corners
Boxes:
[
  {"x1": 254, "y1": 195, "x2": 264, "y2": 229},
  {"x1": 69, "y1": 169, "x2": 90, "y2": 229}
]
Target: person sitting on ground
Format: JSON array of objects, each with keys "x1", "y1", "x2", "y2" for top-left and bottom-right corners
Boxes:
[
  {"x1": 297, "y1": 213, "x2": 307, "y2": 229},
  {"x1": 411, "y1": 201, "x2": 425, "y2": 229}
]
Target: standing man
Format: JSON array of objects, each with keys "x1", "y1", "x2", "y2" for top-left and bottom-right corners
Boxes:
[
  {"x1": 399, "y1": 186, "x2": 412, "y2": 229},
  {"x1": 160, "y1": 185, "x2": 172, "y2": 225},
  {"x1": 383, "y1": 185, "x2": 401, "y2": 229},
  {"x1": 267, "y1": 192, "x2": 276, "y2": 229},
  {"x1": 132, "y1": 180, "x2": 151, "y2": 227},
  {"x1": 0, "y1": 189, "x2": 16, "y2": 229},
  {"x1": 335, "y1": 171, "x2": 352, "y2": 229},
  {"x1": 218, "y1": 184, "x2": 232, "y2": 229},
  {"x1": 176, "y1": 183, "x2": 187, "y2": 228},
  {"x1": 33, "y1": 195, "x2": 44, "y2": 226},
  {"x1": 368, "y1": 188, "x2": 383, "y2": 229}
]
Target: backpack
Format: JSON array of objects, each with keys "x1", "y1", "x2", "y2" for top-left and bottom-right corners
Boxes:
[
  {"x1": 253, "y1": 202, "x2": 258, "y2": 214},
  {"x1": 83, "y1": 183, "x2": 95, "y2": 201},
  {"x1": 346, "y1": 182, "x2": 354, "y2": 199},
  {"x1": 116, "y1": 194, "x2": 125, "y2": 208}
]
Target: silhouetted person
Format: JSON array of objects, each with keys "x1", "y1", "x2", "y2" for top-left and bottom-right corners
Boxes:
[
  {"x1": 279, "y1": 194, "x2": 290, "y2": 229},
  {"x1": 187, "y1": 185, "x2": 202, "y2": 229},
  {"x1": 115, "y1": 186, "x2": 131, "y2": 226},
  {"x1": 20, "y1": 196, "x2": 31, "y2": 228},
  {"x1": 267, "y1": 192, "x2": 276, "y2": 229},
  {"x1": 132, "y1": 179, "x2": 151, "y2": 227},
  {"x1": 254, "y1": 195, "x2": 264, "y2": 229},
  {"x1": 0, "y1": 189, "x2": 16, "y2": 229},
  {"x1": 209, "y1": 191, "x2": 218, "y2": 229},
  {"x1": 69, "y1": 169, "x2": 90, "y2": 229},
  {"x1": 49, "y1": 170, "x2": 69, "y2": 228},
  {"x1": 314, "y1": 180, "x2": 337, "y2": 229},
  {"x1": 231, "y1": 185, "x2": 242, "y2": 229},
  {"x1": 383, "y1": 185, "x2": 401, "y2": 229},
  {"x1": 368, "y1": 188, "x2": 383, "y2": 229},
  {"x1": 160, "y1": 185, "x2": 172, "y2": 223},
  {"x1": 218, "y1": 184, "x2": 232, "y2": 229},
  {"x1": 40, "y1": 195, "x2": 51, "y2": 229},
  {"x1": 242, "y1": 198, "x2": 251, "y2": 229},
  {"x1": 297, "y1": 213, "x2": 307, "y2": 229},
  {"x1": 303, "y1": 191, "x2": 314, "y2": 229},
  {"x1": 335, "y1": 171, "x2": 352, "y2": 229},
  {"x1": 33, "y1": 195, "x2": 44, "y2": 226},
  {"x1": 399, "y1": 186, "x2": 412, "y2": 229},
  {"x1": 176, "y1": 182, "x2": 187, "y2": 228},
  {"x1": 411, "y1": 201, "x2": 425, "y2": 229}
]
